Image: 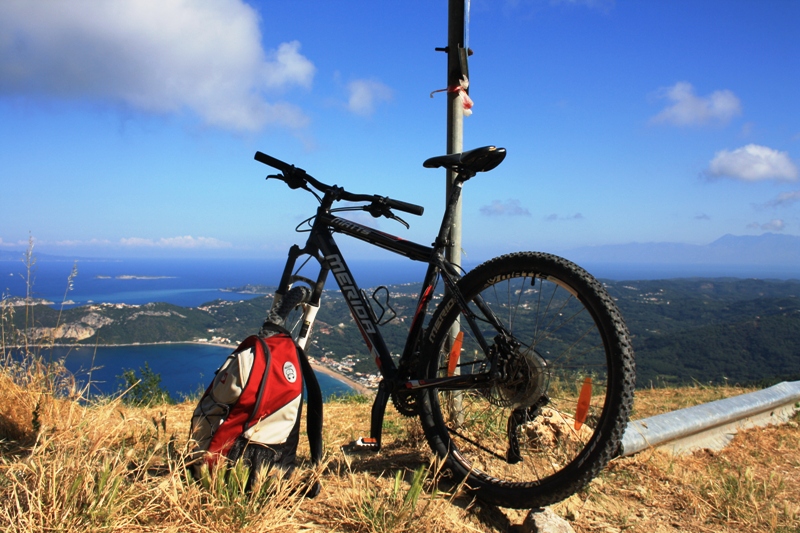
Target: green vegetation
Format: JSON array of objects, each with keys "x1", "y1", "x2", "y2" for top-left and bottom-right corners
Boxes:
[
  {"x1": 603, "y1": 278, "x2": 800, "y2": 387},
  {"x1": 5, "y1": 278, "x2": 800, "y2": 388},
  {"x1": 118, "y1": 362, "x2": 174, "y2": 406}
]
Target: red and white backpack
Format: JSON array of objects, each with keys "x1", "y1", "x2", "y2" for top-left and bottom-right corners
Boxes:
[{"x1": 188, "y1": 330, "x2": 323, "y2": 492}]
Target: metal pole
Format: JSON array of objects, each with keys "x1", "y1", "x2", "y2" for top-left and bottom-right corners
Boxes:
[
  {"x1": 446, "y1": 0, "x2": 466, "y2": 270},
  {"x1": 445, "y1": 0, "x2": 467, "y2": 427}
]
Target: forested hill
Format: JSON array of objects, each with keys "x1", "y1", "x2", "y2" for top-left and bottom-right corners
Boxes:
[
  {"x1": 603, "y1": 278, "x2": 800, "y2": 386},
  {"x1": 6, "y1": 278, "x2": 799, "y2": 388}
]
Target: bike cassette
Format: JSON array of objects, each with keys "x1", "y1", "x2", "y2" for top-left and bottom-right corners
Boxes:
[{"x1": 488, "y1": 337, "x2": 549, "y2": 410}]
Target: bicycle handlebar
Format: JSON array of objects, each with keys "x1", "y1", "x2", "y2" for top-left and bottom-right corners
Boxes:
[{"x1": 254, "y1": 151, "x2": 424, "y2": 216}]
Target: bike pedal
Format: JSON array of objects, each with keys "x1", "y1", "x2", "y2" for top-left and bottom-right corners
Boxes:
[{"x1": 346, "y1": 437, "x2": 380, "y2": 452}]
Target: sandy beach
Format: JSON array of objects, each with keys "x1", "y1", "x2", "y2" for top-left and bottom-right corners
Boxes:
[
  {"x1": 309, "y1": 361, "x2": 374, "y2": 396},
  {"x1": 195, "y1": 341, "x2": 375, "y2": 396},
  {"x1": 196, "y1": 341, "x2": 375, "y2": 396}
]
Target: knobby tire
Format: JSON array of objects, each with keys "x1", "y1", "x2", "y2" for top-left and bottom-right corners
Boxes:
[{"x1": 417, "y1": 252, "x2": 635, "y2": 509}]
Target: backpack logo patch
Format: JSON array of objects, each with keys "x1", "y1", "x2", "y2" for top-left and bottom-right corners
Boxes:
[{"x1": 283, "y1": 361, "x2": 297, "y2": 383}]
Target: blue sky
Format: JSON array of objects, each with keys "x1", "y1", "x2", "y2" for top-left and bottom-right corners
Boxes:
[{"x1": 1, "y1": 0, "x2": 798, "y2": 262}]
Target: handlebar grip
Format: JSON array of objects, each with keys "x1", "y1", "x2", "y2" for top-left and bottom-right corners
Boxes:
[
  {"x1": 254, "y1": 151, "x2": 293, "y2": 173},
  {"x1": 386, "y1": 198, "x2": 424, "y2": 216}
]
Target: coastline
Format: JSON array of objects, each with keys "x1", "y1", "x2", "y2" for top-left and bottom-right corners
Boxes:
[
  {"x1": 11, "y1": 340, "x2": 238, "y2": 349},
  {"x1": 12, "y1": 340, "x2": 373, "y2": 397}
]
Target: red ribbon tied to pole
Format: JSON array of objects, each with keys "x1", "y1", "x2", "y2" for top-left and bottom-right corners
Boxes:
[{"x1": 430, "y1": 76, "x2": 473, "y2": 116}]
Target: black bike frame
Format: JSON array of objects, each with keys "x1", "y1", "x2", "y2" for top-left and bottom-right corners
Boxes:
[{"x1": 271, "y1": 178, "x2": 504, "y2": 447}]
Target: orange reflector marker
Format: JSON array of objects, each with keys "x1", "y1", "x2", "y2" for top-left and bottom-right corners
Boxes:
[
  {"x1": 575, "y1": 377, "x2": 592, "y2": 430},
  {"x1": 447, "y1": 331, "x2": 464, "y2": 377}
]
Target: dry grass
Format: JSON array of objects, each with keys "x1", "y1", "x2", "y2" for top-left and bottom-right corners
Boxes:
[
  {"x1": 556, "y1": 413, "x2": 800, "y2": 533},
  {"x1": 0, "y1": 356, "x2": 490, "y2": 533},
  {"x1": 1, "y1": 354, "x2": 798, "y2": 532},
  {"x1": 552, "y1": 382, "x2": 800, "y2": 533}
]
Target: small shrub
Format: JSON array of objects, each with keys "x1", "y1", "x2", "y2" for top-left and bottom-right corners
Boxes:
[
  {"x1": 328, "y1": 391, "x2": 372, "y2": 404},
  {"x1": 118, "y1": 362, "x2": 173, "y2": 406}
]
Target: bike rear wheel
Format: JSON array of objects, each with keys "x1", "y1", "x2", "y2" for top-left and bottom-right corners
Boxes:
[{"x1": 417, "y1": 252, "x2": 635, "y2": 508}]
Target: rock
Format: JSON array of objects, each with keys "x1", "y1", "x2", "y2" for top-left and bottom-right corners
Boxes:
[
  {"x1": 521, "y1": 508, "x2": 575, "y2": 533},
  {"x1": 81, "y1": 312, "x2": 113, "y2": 327}
]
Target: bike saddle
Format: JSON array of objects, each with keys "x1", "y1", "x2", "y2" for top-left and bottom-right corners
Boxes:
[{"x1": 423, "y1": 145, "x2": 506, "y2": 174}]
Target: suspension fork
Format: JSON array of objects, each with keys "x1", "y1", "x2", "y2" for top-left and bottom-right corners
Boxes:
[{"x1": 269, "y1": 243, "x2": 330, "y2": 350}]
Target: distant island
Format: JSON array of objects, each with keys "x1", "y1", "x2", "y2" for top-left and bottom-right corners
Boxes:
[
  {"x1": 95, "y1": 275, "x2": 176, "y2": 280},
  {"x1": 565, "y1": 232, "x2": 800, "y2": 279},
  {"x1": 221, "y1": 284, "x2": 274, "y2": 294},
  {"x1": 5, "y1": 278, "x2": 800, "y2": 389}
]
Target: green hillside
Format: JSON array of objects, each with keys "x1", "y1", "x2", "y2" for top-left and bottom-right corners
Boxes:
[
  {"x1": 5, "y1": 278, "x2": 799, "y2": 387},
  {"x1": 603, "y1": 278, "x2": 800, "y2": 386}
]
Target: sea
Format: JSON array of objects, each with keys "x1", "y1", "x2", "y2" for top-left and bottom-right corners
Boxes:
[{"x1": 1, "y1": 256, "x2": 428, "y2": 401}]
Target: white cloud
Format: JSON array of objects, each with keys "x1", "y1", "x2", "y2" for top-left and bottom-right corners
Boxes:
[
  {"x1": 651, "y1": 82, "x2": 741, "y2": 127},
  {"x1": 765, "y1": 190, "x2": 800, "y2": 208},
  {"x1": 705, "y1": 144, "x2": 798, "y2": 182},
  {"x1": 346, "y1": 79, "x2": 393, "y2": 116},
  {"x1": 480, "y1": 199, "x2": 531, "y2": 217},
  {"x1": 747, "y1": 219, "x2": 785, "y2": 232},
  {"x1": 550, "y1": 0, "x2": 615, "y2": 10},
  {"x1": 0, "y1": 237, "x2": 30, "y2": 248},
  {"x1": 120, "y1": 236, "x2": 232, "y2": 248},
  {"x1": 545, "y1": 213, "x2": 584, "y2": 221},
  {"x1": 0, "y1": 0, "x2": 315, "y2": 131},
  {"x1": 54, "y1": 239, "x2": 113, "y2": 247},
  {"x1": 262, "y1": 42, "x2": 315, "y2": 89}
]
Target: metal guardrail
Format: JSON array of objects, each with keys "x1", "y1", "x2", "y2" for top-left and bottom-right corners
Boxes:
[{"x1": 619, "y1": 380, "x2": 800, "y2": 457}]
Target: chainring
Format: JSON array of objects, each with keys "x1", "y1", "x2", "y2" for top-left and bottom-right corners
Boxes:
[{"x1": 391, "y1": 389, "x2": 421, "y2": 417}]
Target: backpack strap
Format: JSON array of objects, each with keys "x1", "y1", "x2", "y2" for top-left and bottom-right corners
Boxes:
[
  {"x1": 244, "y1": 336, "x2": 272, "y2": 430},
  {"x1": 261, "y1": 324, "x2": 324, "y2": 496},
  {"x1": 261, "y1": 323, "x2": 322, "y2": 459},
  {"x1": 297, "y1": 343, "x2": 323, "y2": 465}
]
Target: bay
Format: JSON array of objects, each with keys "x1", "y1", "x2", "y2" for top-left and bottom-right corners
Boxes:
[{"x1": 35, "y1": 344, "x2": 354, "y2": 402}]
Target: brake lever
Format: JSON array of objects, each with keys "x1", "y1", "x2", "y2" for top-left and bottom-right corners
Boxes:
[
  {"x1": 390, "y1": 214, "x2": 410, "y2": 229},
  {"x1": 364, "y1": 203, "x2": 410, "y2": 229},
  {"x1": 266, "y1": 171, "x2": 309, "y2": 191}
]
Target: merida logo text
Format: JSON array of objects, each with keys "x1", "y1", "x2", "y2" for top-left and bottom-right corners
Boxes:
[
  {"x1": 326, "y1": 254, "x2": 376, "y2": 334},
  {"x1": 332, "y1": 218, "x2": 370, "y2": 236}
]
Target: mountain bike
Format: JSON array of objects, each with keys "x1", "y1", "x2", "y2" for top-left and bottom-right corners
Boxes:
[{"x1": 254, "y1": 146, "x2": 635, "y2": 509}]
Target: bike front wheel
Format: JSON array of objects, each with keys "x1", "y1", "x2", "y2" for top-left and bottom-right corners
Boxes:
[{"x1": 417, "y1": 252, "x2": 635, "y2": 508}]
